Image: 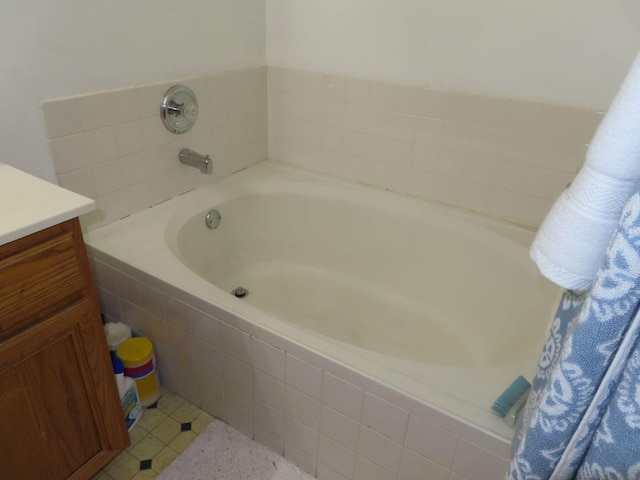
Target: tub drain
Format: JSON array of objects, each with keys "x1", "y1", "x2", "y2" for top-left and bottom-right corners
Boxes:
[{"x1": 232, "y1": 287, "x2": 249, "y2": 298}]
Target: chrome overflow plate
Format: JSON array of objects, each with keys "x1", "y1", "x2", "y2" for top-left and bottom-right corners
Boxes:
[
  {"x1": 160, "y1": 85, "x2": 199, "y2": 134},
  {"x1": 205, "y1": 209, "x2": 221, "y2": 229}
]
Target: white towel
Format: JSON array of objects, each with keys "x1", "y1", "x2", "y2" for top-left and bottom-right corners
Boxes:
[{"x1": 530, "y1": 51, "x2": 640, "y2": 290}]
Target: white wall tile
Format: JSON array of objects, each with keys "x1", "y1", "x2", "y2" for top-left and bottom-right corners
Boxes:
[
  {"x1": 285, "y1": 442, "x2": 317, "y2": 476},
  {"x1": 449, "y1": 474, "x2": 467, "y2": 480},
  {"x1": 125, "y1": 180, "x2": 153, "y2": 214},
  {"x1": 357, "y1": 426, "x2": 402, "y2": 475},
  {"x1": 345, "y1": 77, "x2": 370, "y2": 107},
  {"x1": 323, "y1": 74, "x2": 346, "y2": 103},
  {"x1": 286, "y1": 354, "x2": 323, "y2": 400},
  {"x1": 322, "y1": 373, "x2": 363, "y2": 421},
  {"x1": 285, "y1": 386, "x2": 321, "y2": 430},
  {"x1": 415, "y1": 89, "x2": 448, "y2": 119},
  {"x1": 164, "y1": 295, "x2": 193, "y2": 332},
  {"x1": 225, "y1": 381, "x2": 252, "y2": 417},
  {"x1": 188, "y1": 307, "x2": 221, "y2": 346},
  {"x1": 219, "y1": 322, "x2": 252, "y2": 364},
  {"x1": 108, "y1": 87, "x2": 140, "y2": 124},
  {"x1": 136, "y1": 83, "x2": 166, "y2": 119},
  {"x1": 354, "y1": 456, "x2": 395, "y2": 480},
  {"x1": 41, "y1": 97, "x2": 83, "y2": 138},
  {"x1": 78, "y1": 92, "x2": 114, "y2": 131},
  {"x1": 207, "y1": 73, "x2": 231, "y2": 105},
  {"x1": 49, "y1": 134, "x2": 89, "y2": 174},
  {"x1": 84, "y1": 126, "x2": 119, "y2": 164},
  {"x1": 193, "y1": 339, "x2": 224, "y2": 378},
  {"x1": 320, "y1": 406, "x2": 360, "y2": 451},
  {"x1": 437, "y1": 150, "x2": 468, "y2": 179},
  {"x1": 398, "y1": 448, "x2": 449, "y2": 480},
  {"x1": 252, "y1": 337, "x2": 285, "y2": 381},
  {"x1": 451, "y1": 440, "x2": 509, "y2": 480},
  {"x1": 114, "y1": 120, "x2": 145, "y2": 156},
  {"x1": 361, "y1": 161, "x2": 411, "y2": 193},
  {"x1": 254, "y1": 423, "x2": 284, "y2": 455},
  {"x1": 318, "y1": 435, "x2": 356, "y2": 479},
  {"x1": 99, "y1": 289, "x2": 122, "y2": 322},
  {"x1": 96, "y1": 189, "x2": 128, "y2": 224},
  {"x1": 226, "y1": 409, "x2": 253, "y2": 438},
  {"x1": 473, "y1": 95, "x2": 509, "y2": 130},
  {"x1": 285, "y1": 415, "x2": 319, "y2": 458},
  {"x1": 504, "y1": 100, "x2": 543, "y2": 135},
  {"x1": 253, "y1": 368, "x2": 285, "y2": 410},
  {"x1": 317, "y1": 462, "x2": 351, "y2": 480},
  {"x1": 496, "y1": 131, "x2": 534, "y2": 164},
  {"x1": 222, "y1": 353, "x2": 252, "y2": 392},
  {"x1": 404, "y1": 415, "x2": 458, "y2": 468},
  {"x1": 167, "y1": 323, "x2": 194, "y2": 361},
  {"x1": 58, "y1": 167, "x2": 97, "y2": 199},
  {"x1": 137, "y1": 283, "x2": 164, "y2": 319},
  {"x1": 253, "y1": 397, "x2": 285, "y2": 437},
  {"x1": 92, "y1": 158, "x2": 124, "y2": 196},
  {"x1": 415, "y1": 117, "x2": 443, "y2": 147},
  {"x1": 361, "y1": 393, "x2": 409, "y2": 444},
  {"x1": 141, "y1": 116, "x2": 171, "y2": 149},
  {"x1": 171, "y1": 353, "x2": 198, "y2": 386},
  {"x1": 440, "y1": 122, "x2": 471, "y2": 152},
  {"x1": 444, "y1": 93, "x2": 478, "y2": 125}
]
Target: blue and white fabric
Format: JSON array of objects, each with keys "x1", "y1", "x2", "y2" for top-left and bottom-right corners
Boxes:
[{"x1": 508, "y1": 192, "x2": 640, "y2": 479}]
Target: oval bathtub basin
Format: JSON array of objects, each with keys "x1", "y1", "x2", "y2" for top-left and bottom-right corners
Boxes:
[
  {"x1": 87, "y1": 160, "x2": 560, "y2": 438},
  {"x1": 174, "y1": 193, "x2": 553, "y2": 369}
]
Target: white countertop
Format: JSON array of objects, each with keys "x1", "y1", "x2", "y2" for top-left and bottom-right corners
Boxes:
[{"x1": 0, "y1": 162, "x2": 96, "y2": 246}]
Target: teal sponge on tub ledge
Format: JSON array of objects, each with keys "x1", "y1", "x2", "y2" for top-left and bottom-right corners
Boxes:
[{"x1": 491, "y1": 375, "x2": 531, "y2": 426}]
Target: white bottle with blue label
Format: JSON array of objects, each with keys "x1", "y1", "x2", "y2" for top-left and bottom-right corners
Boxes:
[{"x1": 112, "y1": 355, "x2": 143, "y2": 431}]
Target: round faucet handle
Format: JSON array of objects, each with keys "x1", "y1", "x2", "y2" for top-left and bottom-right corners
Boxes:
[{"x1": 183, "y1": 103, "x2": 199, "y2": 121}]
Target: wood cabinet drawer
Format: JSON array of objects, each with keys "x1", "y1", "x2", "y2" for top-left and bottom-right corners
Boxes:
[{"x1": 0, "y1": 230, "x2": 84, "y2": 336}]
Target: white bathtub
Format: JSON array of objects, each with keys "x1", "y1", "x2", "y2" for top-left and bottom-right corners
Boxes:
[{"x1": 86, "y1": 160, "x2": 559, "y2": 473}]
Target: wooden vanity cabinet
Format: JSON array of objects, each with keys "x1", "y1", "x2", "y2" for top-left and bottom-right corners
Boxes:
[{"x1": 0, "y1": 218, "x2": 129, "y2": 479}]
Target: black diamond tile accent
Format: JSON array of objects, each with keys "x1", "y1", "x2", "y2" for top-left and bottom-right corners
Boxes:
[
  {"x1": 180, "y1": 422, "x2": 192, "y2": 432},
  {"x1": 140, "y1": 459, "x2": 152, "y2": 471}
]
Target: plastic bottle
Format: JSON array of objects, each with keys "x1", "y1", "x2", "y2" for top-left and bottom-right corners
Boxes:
[
  {"x1": 104, "y1": 321, "x2": 132, "y2": 352},
  {"x1": 112, "y1": 355, "x2": 143, "y2": 431}
]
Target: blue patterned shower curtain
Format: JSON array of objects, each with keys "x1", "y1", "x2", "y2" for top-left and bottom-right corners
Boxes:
[{"x1": 508, "y1": 192, "x2": 640, "y2": 479}]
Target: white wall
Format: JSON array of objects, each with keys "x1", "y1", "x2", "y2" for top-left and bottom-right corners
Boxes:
[
  {"x1": 266, "y1": 0, "x2": 640, "y2": 111},
  {"x1": 0, "y1": 1, "x2": 265, "y2": 182}
]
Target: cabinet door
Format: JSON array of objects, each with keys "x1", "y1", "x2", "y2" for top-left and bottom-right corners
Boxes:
[{"x1": 0, "y1": 299, "x2": 129, "y2": 479}]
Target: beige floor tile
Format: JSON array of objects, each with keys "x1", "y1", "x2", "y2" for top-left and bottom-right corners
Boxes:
[
  {"x1": 157, "y1": 391, "x2": 185, "y2": 415},
  {"x1": 151, "y1": 446, "x2": 180, "y2": 473},
  {"x1": 169, "y1": 401, "x2": 201, "y2": 423},
  {"x1": 127, "y1": 424, "x2": 149, "y2": 449},
  {"x1": 131, "y1": 470, "x2": 157, "y2": 480},
  {"x1": 92, "y1": 472, "x2": 114, "y2": 480},
  {"x1": 191, "y1": 410, "x2": 214, "y2": 434},
  {"x1": 168, "y1": 430, "x2": 198, "y2": 453},
  {"x1": 96, "y1": 389, "x2": 204, "y2": 479},
  {"x1": 106, "y1": 452, "x2": 140, "y2": 480},
  {"x1": 151, "y1": 416, "x2": 182, "y2": 444},
  {"x1": 137, "y1": 408, "x2": 168, "y2": 431},
  {"x1": 129, "y1": 434, "x2": 165, "y2": 461}
]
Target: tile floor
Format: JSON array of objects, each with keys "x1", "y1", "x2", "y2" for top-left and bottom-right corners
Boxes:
[{"x1": 93, "y1": 389, "x2": 213, "y2": 480}]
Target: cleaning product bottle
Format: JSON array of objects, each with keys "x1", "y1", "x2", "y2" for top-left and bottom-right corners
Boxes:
[{"x1": 112, "y1": 355, "x2": 143, "y2": 431}]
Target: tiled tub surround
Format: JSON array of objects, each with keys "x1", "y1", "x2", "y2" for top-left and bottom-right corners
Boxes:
[
  {"x1": 268, "y1": 66, "x2": 604, "y2": 226},
  {"x1": 41, "y1": 66, "x2": 267, "y2": 231},
  {"x1": 90, "y1": 256, "x2": 512, "y2": 480},
  {"x1": 42, "y1": 64, "x2": 603, "y2": 233}
]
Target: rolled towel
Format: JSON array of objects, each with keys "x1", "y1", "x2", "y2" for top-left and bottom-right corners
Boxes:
[{"x1": 530, "y1": 50, "x2": 640, "y2": 290}]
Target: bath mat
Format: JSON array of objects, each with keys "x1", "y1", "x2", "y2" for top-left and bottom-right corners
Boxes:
[{"x1": 157, "y1": 419, "x2": 315, "y2": 480}]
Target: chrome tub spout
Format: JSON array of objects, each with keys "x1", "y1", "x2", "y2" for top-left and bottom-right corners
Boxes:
[{"x1": 179, "y1": 148, "x2": 212, "y2": 174}]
